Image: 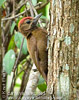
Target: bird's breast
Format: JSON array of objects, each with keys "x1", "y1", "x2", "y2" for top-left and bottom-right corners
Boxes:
[{"x1": 27, "y1": 36, "x2": 36, "y2": 56}]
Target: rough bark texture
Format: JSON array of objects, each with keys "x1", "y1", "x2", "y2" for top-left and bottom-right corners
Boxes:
[{"x1": 47, "y1": 0, "x2": 79, "y2": 100}]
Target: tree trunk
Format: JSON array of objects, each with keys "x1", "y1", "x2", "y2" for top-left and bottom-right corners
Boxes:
[{"x1": 47, "y1": 0, "x2": 79, "y2": 100}]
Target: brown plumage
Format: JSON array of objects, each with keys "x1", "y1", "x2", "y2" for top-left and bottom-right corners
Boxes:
[{"x1": 18, "y1": 13, "x2": 48, "y2": 82}]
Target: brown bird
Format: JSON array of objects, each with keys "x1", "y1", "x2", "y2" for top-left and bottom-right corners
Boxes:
[{"x1": 18, "y1": 13, "x2": 48, "y2": 82}]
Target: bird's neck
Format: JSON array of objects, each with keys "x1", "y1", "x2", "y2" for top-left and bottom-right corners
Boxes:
[
  {"x1": 26, "y1": 32, "x2": 32, "y2": 38},
  {"x1": 23, "y1": 26, "x2": 38, "y2": 39}
]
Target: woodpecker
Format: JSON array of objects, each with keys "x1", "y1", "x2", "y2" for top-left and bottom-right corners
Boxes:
[{"x1": 18, "y1": 13, "x2": 48, "y2": 82}]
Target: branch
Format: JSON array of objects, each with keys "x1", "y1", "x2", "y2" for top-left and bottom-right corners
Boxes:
[
  {"x1": 34, "y1": 92, "x2": 47, "y2": 100},
  {"x1": 28, "y1": 0, "x2": 43, "y2": 27},
  {"x1": 14, "y1": 37, "x2": 25, "y2": 70},
  {"x1": 16, "y1": 58, "x2": 32, "y2": 100},
  {"x1": 1, "y1": 0, "x2": 49, "y2": 21},
  {"x1": 35, "y1": 1, "x2": 49, "y2": 10},
  {"x1": 1, "y1": 10, "x2": 26, "y2": 21},
  {"x1": 13, "y1": 0, "x2": 15, "y2": 16},
  {"x1": 22, "y1": 64, "x2": 40, "y2": 100},
  {"x1": 5, "y1": 0, "x2": 27, "y2": 18}
]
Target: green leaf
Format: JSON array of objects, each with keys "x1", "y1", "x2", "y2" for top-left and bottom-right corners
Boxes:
[
  {"x1": 3, "y1": 50, "x2": 15, "y2": 74},
  {"x1": 45, "y1": 3, "x2": 50, "y2": 19},
  {"x1": 40, "y1": 15, "x2": 47, "y2": 19},
  {"x1": 37, "y1": 76, "x2": 47, "y2": 92},
  {"x1": 8, "y1": 35, "x2": 15, "y2": 50},
  {"x1": 0, "y1": 0, "x2": 5, "y2": 7},
  {"x1": 14, "y1": 32, "x2": 28, "y2": 54},
  {"x1": 15, "y1": 83, "x2": 21, "y2": 87},
  {"x1": 16, "y1": 17, "x2": 23, "y2": 26},
  {"x1": 10, "y1": 21, "x2": 16, "y2": 35},
  {"x1": 20, "y1": 5, "x2": 25, "y2": 12}
]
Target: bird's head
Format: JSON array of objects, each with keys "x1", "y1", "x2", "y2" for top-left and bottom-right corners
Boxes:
[{"x1": 18, "y1": 13, "x2": 42, "y2": 36}]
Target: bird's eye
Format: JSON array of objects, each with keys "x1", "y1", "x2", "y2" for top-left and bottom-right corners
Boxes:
[{"x1": 26, "y1": 20, "x2": 31, "y2": 24}]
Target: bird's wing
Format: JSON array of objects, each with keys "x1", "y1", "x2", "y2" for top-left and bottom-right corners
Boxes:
[{"x1": 35, "y1": 49, "x2": 40, "y2": 66}]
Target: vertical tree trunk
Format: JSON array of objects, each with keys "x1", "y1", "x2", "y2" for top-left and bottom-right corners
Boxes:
[{"x1": 47, "y1": 0, "x2": 79, "y2": 99}]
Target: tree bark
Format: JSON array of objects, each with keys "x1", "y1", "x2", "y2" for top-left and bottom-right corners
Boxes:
[{"x1": 47, "y1": 0, "x2": 79, "y2": 100}]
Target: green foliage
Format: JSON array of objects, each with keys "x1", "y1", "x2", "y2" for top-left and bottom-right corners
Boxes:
[
  {"x1": 37, "y1": 0, "x2": 48, "y2": 17},
  {"x1": 45, "y1": 3, "x2": 50, "y2": 19},
  {"x1": 8, "y1": 35, "x2": 15, "y2": 50},
  {"x1": 0, "y1": 0, "x2": 5, "y2": 7},
  {"x1": 40, "y1": 15, "x2": 47, "y2": 19},
  {"x1": 14, "y1": 32, "x2": 28, "y2": 54},
  {"x1": 10, "y1": 21, "x2": 16, "y2": 35},
  {"x1": 20, "y1": 5, "x2": 26, "y2": 12},
  {"x1": 17, "y1": 63, "x2": 25, "y2": 80},
  {"x1": 3, "y1": 50, "x2": 15, "y2": 74},
  {"x1": 16, "y1": 17, "x2": 23, "y2": 26},
  {"x1": 15, "y1": 83, "x2": 21, "y2": 87},
  {"x1": 37, "y1": 76, "x2": 47, "y2": 92}
]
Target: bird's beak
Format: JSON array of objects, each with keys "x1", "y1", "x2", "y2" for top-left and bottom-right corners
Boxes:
[{"x1": 32, "y1": 13, "x2": 42, "y2": 25}]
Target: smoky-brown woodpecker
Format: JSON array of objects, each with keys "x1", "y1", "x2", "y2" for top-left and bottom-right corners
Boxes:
[{"x1": 18, "y1": 13, "x2": 48, "y2": 82}]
